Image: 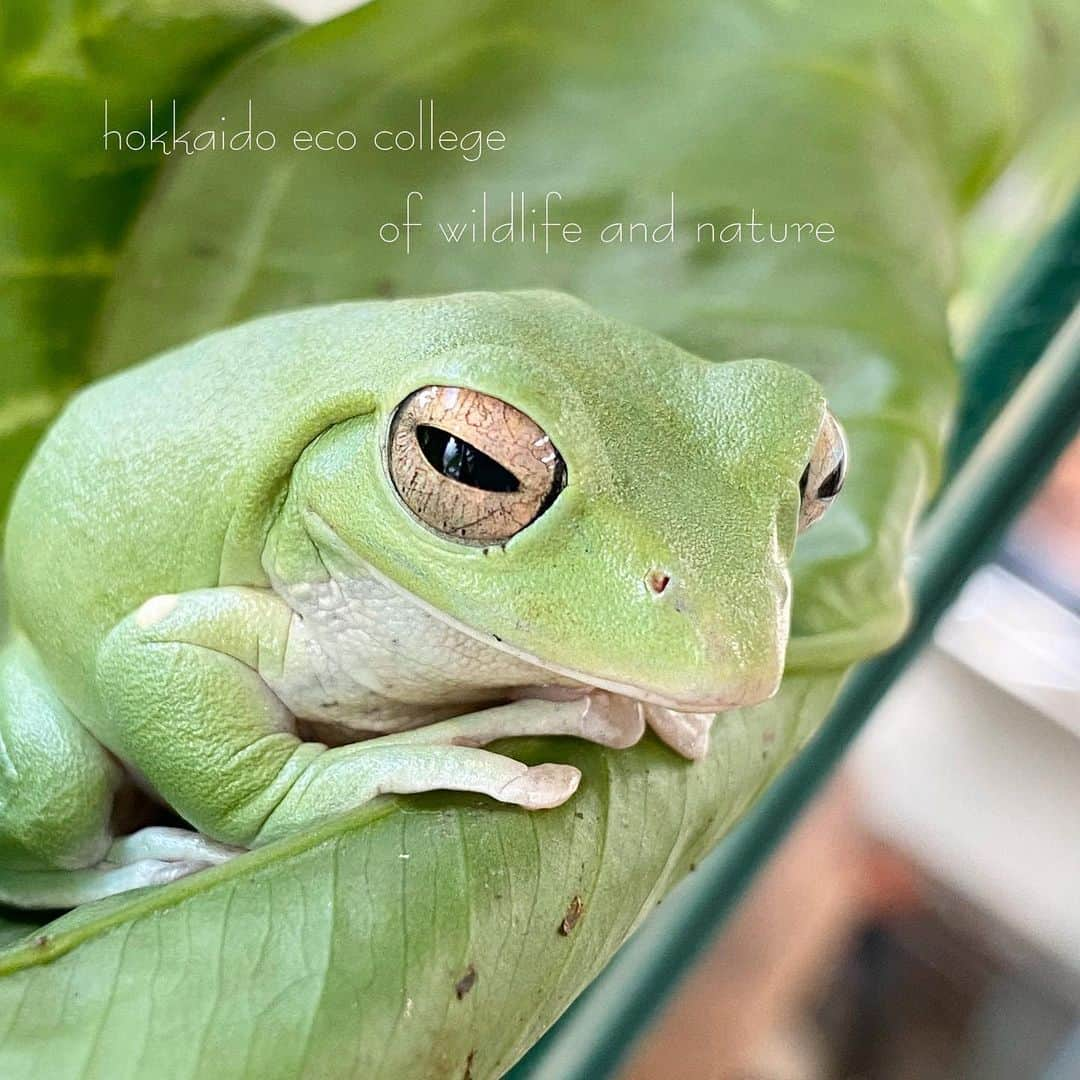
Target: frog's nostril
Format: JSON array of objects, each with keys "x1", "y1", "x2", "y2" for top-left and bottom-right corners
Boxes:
[{"x1": 646, "y1": 570, "x2": 671, "y2": 595}]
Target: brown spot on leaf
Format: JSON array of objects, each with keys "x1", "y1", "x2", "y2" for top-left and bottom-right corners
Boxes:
[
  {"x1": 559, "y1": 895, "x2": 585, "y2": 935},
  {"x1": 463, "y1": 1049, "x2": 476, "y2": 1079},
  {"x1": 455, "y1": 964, "x2": 477, "y2": 999}
]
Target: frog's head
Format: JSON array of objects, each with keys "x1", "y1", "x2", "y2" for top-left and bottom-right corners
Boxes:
[{"x1": 297, "y1": 291, "x2": 845, "y2": 712}]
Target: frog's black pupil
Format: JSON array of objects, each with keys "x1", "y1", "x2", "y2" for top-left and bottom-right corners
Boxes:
[
  {"x1": 416, "y1": 425, "x2": 520, "y2": 493},
  {"x1": 818, "y1": 461, "x2": 845, "y2": 499}
]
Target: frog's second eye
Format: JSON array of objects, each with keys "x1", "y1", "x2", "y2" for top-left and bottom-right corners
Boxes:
[
  {"x1": 797, "y1": 409, "x2": 847, "y2": 533},
  {"x1": 387, "y1": 386, "x2": 566, "y2": 545}
]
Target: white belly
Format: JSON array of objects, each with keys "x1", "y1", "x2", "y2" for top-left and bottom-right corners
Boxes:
[{"x1": 264, "y1": 567, "x2": 577, "y2": 743}]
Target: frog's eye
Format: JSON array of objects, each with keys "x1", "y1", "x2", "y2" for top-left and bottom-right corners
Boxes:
[
  {"x1": 387, "y1": 386, "x2": 566, "y2": 545},
  {"x1": 797, "y1": 409, "x2": 847, "y2": 533}
]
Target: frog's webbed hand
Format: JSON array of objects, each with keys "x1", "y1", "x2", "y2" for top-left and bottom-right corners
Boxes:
[{"x1": 96, "y1": 588, "x2": 590, "y2": 850}]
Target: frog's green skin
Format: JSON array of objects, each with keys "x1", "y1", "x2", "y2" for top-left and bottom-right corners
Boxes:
[{"x1": 0, "y1": 290, "x2": 833, "y2": 909}]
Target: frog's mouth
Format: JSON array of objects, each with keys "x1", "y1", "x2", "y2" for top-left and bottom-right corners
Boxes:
[
  {"x1": 370, "y1": 555, "x2": 766, "y2": 711},
  {"x1": 302, "y1": 508, "x2": 767, "y2": 717}
]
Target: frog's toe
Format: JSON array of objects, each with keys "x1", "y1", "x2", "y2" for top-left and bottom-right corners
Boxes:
[
  {"x1": 643, "y1": 705, "x2": 713, "y2": 760},
  {"x1": 580, "y1": 693, "x2": 646, "y2": 749},
  {"x1": 106, "y1": 826, "x2": 243, "y2": 867},
  {"x1": 114, "y1": 857, "x2": 214, "y2": 890},
  {"x1": 0, "y1": 857, "x2": 215, "y2": 910},
  {"x1": 498, "y1": 763, "x2": 581, "y2": 810}
]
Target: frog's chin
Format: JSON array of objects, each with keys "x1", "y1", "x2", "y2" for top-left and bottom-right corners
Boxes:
[{"x1": 306, "y1": 516, "x2": 765, "y2": 714}]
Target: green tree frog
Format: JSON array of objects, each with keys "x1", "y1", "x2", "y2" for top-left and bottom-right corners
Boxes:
[{"x1": 0, "y1": 291, "x2": 845, "y2": 908}]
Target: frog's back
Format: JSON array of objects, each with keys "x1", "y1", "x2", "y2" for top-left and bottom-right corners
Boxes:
[{"x1": 3, "y1": 303, "x2": 384, "y2": 715}]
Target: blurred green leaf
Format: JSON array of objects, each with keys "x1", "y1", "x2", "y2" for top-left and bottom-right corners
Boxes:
[
  {"x1": 0, "y1": 0, "x2": 295, "y2": 516},
  {"x1": 3, "y1": 1, "x2": 1079, "y2": 1077}
]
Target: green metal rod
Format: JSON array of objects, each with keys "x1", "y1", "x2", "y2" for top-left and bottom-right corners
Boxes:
[
  {"x1": 510, "y1": 307, "x2": 1080, "y2": 1080},
  {"x1": 948, "y1": 192, "x2": 1080, "y2": 477}
]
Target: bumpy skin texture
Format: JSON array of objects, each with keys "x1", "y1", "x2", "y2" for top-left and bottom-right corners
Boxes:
[{"x1": 0, "y1": 290, "x2": 827, "y2": 907}]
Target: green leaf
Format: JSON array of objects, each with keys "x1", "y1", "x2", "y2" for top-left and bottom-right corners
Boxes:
[
  {"x1": 4, "y1": 1, "x2": 1078, "y2": 1077},
  {"x1": 0, "y1": 0, "x2": 295, "y2": 516},
  {"x1": 0, "y1": 673, "x2": 840, "y2": 1079}
]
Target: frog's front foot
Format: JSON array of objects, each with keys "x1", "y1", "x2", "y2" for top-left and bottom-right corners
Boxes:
[{"x1": 0, "y1": 828, "x2": 242, "y2": 911}]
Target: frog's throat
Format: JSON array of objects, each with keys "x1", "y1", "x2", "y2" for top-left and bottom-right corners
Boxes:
[{"x1": 300, "y1": 508, "x2": 738, "y2": 714}]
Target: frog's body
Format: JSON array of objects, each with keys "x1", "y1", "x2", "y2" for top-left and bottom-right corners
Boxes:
[{"x1": 0, "y1": 291, "x2": 843, "y2": 909}]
